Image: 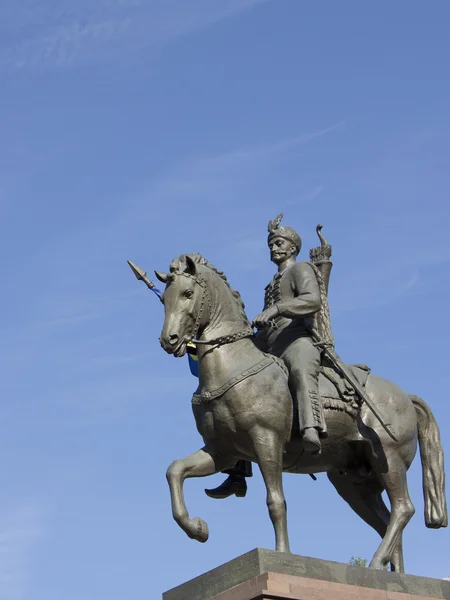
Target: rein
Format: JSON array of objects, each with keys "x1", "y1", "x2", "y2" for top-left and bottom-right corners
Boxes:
[{"x1": 194, "y1": 326, "x2": 255, "y2": 347}]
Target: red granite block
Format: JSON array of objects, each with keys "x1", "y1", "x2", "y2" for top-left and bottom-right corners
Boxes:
[{"x1": 208, "y1": 572, "x2": 445, "y2": 600}]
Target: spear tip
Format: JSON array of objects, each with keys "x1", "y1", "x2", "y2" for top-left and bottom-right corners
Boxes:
[{"x1": 127, "y1": 260, "x2": 146, "y2": 281}]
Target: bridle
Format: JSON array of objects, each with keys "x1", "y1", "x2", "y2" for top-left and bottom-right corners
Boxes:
[{"x1": 178, "y1": 271, "x2": 254, "y2": 347}]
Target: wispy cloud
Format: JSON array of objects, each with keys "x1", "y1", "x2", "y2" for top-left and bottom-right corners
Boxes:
[
  {"x1": 48, "y1": 367, "x2": 192, "y2": 426},
  {"x1": 228, "y1": 235, "x2": 268, "y2": 270},
  {"x1": 192, "y1": 120, "x2": 346, "y2": 166},
  {"x1": 70, "y1": 352, "x2": 151, "y2": 375},
  {"x1": 0, "y1": 0, "x2": 271, "y2": 72},
  {"x1": 138, "y1": 121, "x2": 345, "y2": 208},
  {"x1": 87, "y1": 119, "x2": 346, "y2": 279},
  {"x1": 197, "y1": 121, "x2": 344, "y2": 166},
  {"x1": 0, "y1": 503, "x2": 43, "y2": 600},
  {"x1": 34, "y1": 289, "x2": 142, "y2": 331},
  {"x1": 332, "y1": 263, "x2": 421, "y2": 313},
  {"x1": 0, "y1": 289, "x2": 142, "y2": 370}
]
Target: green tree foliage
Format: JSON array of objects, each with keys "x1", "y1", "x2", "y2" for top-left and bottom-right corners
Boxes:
[{"x1": 348, "y1": 556, "x2": 368, "y2": 567}]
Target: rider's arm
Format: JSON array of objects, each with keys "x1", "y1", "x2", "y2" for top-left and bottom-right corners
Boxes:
[{"x1": 276, "y1": 262, "x2": 321, "y2": 318}]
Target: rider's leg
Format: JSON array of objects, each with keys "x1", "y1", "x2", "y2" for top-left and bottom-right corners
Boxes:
[{"x1": 281, "y1": 337, "x2": 323, "y2": 453}]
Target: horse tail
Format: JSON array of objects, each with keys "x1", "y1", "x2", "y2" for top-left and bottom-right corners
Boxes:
[{"x1": 411, "y1": 395, "x2": 448, "y2": 528}]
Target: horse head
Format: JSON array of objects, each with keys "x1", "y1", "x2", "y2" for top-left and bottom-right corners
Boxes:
[{"x1": 156, "y1": 255, "x2": 209, "y2": 358}]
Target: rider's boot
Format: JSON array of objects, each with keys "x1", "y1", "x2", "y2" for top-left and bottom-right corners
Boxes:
[
  {"x1": 205, "y1": 474, "x2": 247, "y2": 499},
  {"x1": 302, "y1": 426, "x2": 321, "y2": 454}
]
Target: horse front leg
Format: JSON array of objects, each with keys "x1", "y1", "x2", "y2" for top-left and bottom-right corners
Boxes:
[
  {"x1": 166, "y1": 447, "x2": 231, "y2": 543},
  {"x1": 250, "y1": 427, "x2": 290, "y2": 553}
]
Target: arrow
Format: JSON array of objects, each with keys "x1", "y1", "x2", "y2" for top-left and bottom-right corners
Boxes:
[{"x1": 127, "y1": 260, "x2": 158, "y2": 292}]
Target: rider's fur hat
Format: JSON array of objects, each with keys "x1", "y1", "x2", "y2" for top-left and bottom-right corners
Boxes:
[{"x1": 267, "y1": 213, "x2": 302, "y2": 254}]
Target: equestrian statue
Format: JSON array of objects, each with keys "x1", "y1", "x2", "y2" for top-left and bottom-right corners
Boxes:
[{"x1": 129, "y1": 214, "x2": 447, "y2": 573}]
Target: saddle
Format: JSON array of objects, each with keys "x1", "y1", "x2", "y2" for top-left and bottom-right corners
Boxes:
[{"x1": 319, "y1": 362, "x2": 371, "y2": 418}]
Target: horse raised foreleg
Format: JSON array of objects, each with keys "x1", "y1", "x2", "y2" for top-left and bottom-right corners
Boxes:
[
  {"x1": 250, "y1": 427, "x2": 290, "y2": 553},
  {"x1": 166, "y1": 447, "x2": 231, "y2": 543}
]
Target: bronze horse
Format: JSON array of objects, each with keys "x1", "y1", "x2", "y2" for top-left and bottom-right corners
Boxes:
[{"x1": 155, "y1": 253, "x2": 447, "y2": 572}]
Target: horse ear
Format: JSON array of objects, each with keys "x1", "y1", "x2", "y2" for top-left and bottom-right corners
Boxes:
[
  {"x1": 184, "y1": 255, "x2": 197, "y2": 276},
  {"x1": 154, "y1": 270, "x2": 169, "y2": 283}
]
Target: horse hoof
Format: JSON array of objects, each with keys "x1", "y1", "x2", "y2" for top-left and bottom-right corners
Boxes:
[
  {"x1": 369, "y1": 558, "x2": 387, "y2": 570},
  {"x1": 187, "y1": 517, "x2": 209, "y2": 543}
]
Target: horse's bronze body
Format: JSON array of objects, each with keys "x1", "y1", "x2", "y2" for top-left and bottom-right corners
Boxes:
[{"x1": 156, "y1": 253, "x2": 447, "y2": 573}]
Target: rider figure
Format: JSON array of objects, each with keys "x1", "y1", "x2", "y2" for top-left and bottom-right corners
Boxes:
[{"x1": 205, "y1": 214, "x2": 325, "y2": 500}]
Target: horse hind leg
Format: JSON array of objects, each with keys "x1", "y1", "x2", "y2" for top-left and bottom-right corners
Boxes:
[
  {"x1": 392, "y1": 535, "x2": 405, "y2": 573},
  {"x1": 369, "y1": 453, "x2": 415, "y2": 571},
  {"x1": 327, "y1": 470, "x2": 405, "y2": 572},
  {"x1": 250, "y1": 427, "x2": 290, "y2": 553}
]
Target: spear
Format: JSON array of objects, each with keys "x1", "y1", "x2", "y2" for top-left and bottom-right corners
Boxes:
[{"x1": 127, "y1": 260, "x2": 161, "y2": 298}]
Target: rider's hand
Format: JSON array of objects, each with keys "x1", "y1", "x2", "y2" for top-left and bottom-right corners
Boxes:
[{"x1": 252, "y1": 306, "x2": 279, "y2": 329}]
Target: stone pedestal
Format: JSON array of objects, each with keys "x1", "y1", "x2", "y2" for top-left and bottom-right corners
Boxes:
[{"x1": 163, "y1": 549, "x2": 449, "y2": 600}]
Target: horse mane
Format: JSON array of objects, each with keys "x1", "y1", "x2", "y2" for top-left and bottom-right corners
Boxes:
[{"x1": 170, "y1": 253, "x2": 250, "y2": 325}]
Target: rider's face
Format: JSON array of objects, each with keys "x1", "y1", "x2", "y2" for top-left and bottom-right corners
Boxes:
[{"x1": 269, "y1": 237, "x2": 296, "y2": 264}]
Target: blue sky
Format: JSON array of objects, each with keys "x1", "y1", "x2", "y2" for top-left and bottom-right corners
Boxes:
[{"x1": 1, "y1": 0, "x2": 450, "y2": 597}]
